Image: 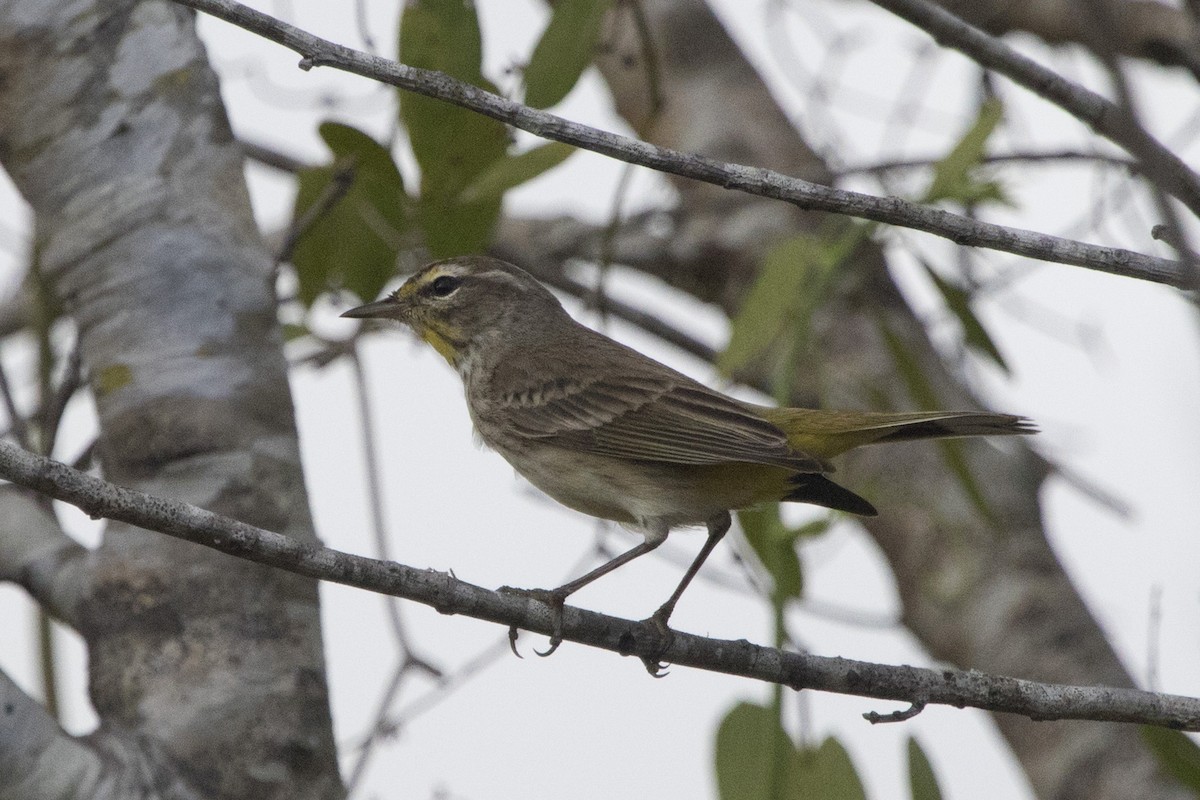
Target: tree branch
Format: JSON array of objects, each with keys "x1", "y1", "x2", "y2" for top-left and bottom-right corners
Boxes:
[
  {"x1": 171, "y1": 0, "x2": 1185, "y2": 288},
  {"x1": 0, "y1": 670, "x2": 102, "y2": 800},
  {"x1": 0, "y1": 486, "x2": 88, "y2": 627},
  {"x1": 869, "y1": 0, "x2": 1200, "y2": 227},
  {"x1": 2, "y1": 441, "x2": 1198, "y2": 731}
]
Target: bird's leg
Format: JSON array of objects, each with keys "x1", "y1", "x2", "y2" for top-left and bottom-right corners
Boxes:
[
  {"x1": 504, "y1": 526, "x2": 668, "y2": 657},
  {"x1": 640, "y1": 511, "x2": 731, "y2": 674}
]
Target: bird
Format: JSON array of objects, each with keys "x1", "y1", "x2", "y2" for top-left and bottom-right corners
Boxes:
[{"x1": 342, "y1": 255, "x2": 1034, "y2": 657}]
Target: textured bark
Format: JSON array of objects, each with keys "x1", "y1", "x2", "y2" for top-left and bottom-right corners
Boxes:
[
  {"x1": 934, "y1": 0, "x2": 1200, "y2": 78},
  {"x1": 575, "y1": 2, "x2": 1188, "y2": 799},
  {"x1": 0, "y1": 1, "x2": 343, "y2": 798}
]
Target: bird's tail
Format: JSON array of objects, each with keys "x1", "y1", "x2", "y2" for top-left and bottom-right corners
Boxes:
[{"x1": 759, "y1": 407, "x2": 1035, "y2": 460}]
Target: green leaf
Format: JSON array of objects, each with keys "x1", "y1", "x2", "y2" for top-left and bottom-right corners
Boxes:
[
  {"x1": 524, "y1": 0, "x2": 611, "y2": 109},
  {"x1": 718, "y1": 235, "x2": 825, "y2": 376},
  {"x1": 281, "y1": 322, "x2": 311, "y2": 343},
  {"x1": 458, "y1": 142, "x2": 578, "y2": 204},
  {"x1": 921, "y1": 260, "x2": 1009, "y2": 374},
  {"x1": 924, "y1": 97, "x2": 1010, "y2": 207},
  {"x1": 1142, "y1": 727, "x2": 1200, "y2": 796},
  {"x1": 290, "y1": 122, "x2": 408, "y2": 306},
  {"x1": 719, "y1": 225, "x2": 870, "y2": 380},
  {"x1": 398, "y1": 0, "x2": 508, "y2": 256},
  {"x1": 876, "y1": 316, "x2": 997, "y2": 524},
  {"x1": 738, "y1": 506, "x2": 805, "y2": 602},
  {"x1": 715, "y1": 702, "x2": 793, "y2": 800},
  {"x1": 907, "y1": 737, "x2": 944, "y2": 800},
  {"x1": 791, "y1": 737, "x2": 868, "y2": 800}
]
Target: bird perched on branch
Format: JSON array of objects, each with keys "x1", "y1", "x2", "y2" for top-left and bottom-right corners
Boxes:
[{"x1": 343, "y1": 255, "x2": 1033, "y2": 658}]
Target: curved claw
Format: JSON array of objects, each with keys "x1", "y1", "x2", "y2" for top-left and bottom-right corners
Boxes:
[
  {"x1": 640, "y1": 657, "x2": 670, "y2": 677},
  {"x1": 638, "y1": 609, "x2": 677, "y2": 677},
  {"x1": 500, "y1": 585, "x2": 568, "y2": 657},
  {"x1": 507, "y1": 625, "x2": 523, "y2": 659},
  {"x1": 535, "y1": 636, "x2": 564, "y2": 657}
]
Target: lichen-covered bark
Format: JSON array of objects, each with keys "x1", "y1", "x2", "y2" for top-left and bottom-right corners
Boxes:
[
  {"x1": 0, "y1": 1, "x2": 343, "y2": 797},
  {"x1": 582, "y1": 2, "x2": 1189, "y2": 798}
]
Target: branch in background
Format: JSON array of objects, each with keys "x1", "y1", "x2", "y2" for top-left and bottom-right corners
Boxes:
[
  {"x1": 240, "y1": 138, "x2": 308, "y2": 174},
  {"x1": 2, "y1": 441, "x2": 1199, "y2": 730},
  {"x1": 0, "y1": 486, "x2": 88, "y2": 627},
  {"x1": 171, "y1": 0, "x2": 1185, "y2": 288},
  {"x1": 833, "y1": 149, "x2": 1139, "y2": 179},
  {"x1": 0, "y1": 671, "x2": 101, "y2": 800},
  {"x1": 868, "y1": 0, "x2": 1200, "y2": 233}
]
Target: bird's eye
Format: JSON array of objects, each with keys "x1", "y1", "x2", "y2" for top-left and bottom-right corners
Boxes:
[{"x1": 429, "y1": 275, "x2": 461, "y2": 298}]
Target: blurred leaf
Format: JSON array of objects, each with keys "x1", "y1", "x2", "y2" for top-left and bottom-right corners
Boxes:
[
  {"x1": 907, "y1": 737, "x2": 944, "y2": 800},
  {"x1": 792, "y1": 737, "x2": 868, "y2": 800},
  {"x1": 921, "y1": 260, "x2": 1009, "y2": 374},
  {"x1": 877, "y1": 317, "x2": 997, "y2": 524},
  {"x1": 720, "y1": 225, "x2": 870, "y2": 379},
  {"x1": 458, "y1": 142, "x2": 578, "y2": 203},
  {"x1": 1142, "y1": 727, "x2": 1200, "y2": 796},
  {"x1": 738, "y1": 506, "x2": 806, "y2": 602},
  {"x1": 719, "y1": 235, "x2": 827, "y2": 375},
  {"x1": 290, "y1": 122, "x2": 408, "y2": 306},
  {"x1": 525, "y1": 0, "x2": 611, "y2": 109},
  {"x1": 925, "y1": 97, "x2": 1011, "y2": 207},
  {"x1": 281, "y1": 322, "x2": 311, "y2": 342},
  {"x1": 399, "y1": 0, "x2": 508, "y2": 256},
  {"x1": 715, "y1": 702, "x2": 793, "y2": 800}
]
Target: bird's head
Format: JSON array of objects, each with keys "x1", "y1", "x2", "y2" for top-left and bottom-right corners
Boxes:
[{"x1": 341, "y1": 255, "x2": 565, "y2": 369}]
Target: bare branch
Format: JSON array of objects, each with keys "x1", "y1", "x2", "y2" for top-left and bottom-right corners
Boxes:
[
  {"x1": 868, "y1": 0, "x2": 1200, "y2": 228},
  {"x1": 2, "y1": 441, "x2": 1198, "y2": 731},
  {"x1": 0, "y1": 670, "x2": 102, "y2": 800},
  {"x1": 171, "y1": 0, "x2": 1185, "y2": 288},
  {"x1": 0, "y1": 486, "x2": 88, "y2": 627}
]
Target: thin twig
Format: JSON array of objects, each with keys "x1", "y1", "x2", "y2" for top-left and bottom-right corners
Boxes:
[
  {"x1": 171, "y1": 0, "x2": 1185, "y2": 288},
  {"x1": 275, "y1": 162, "x2": 355, "y2": 265},
  {"x1": 866, "y1": 0, "x2": 1200, "y2": 221},
  {"x1": 344, "y1": 657, "x2": 407, "y2": 796},
  {"x1": 3, "y1": 441, "x2": 1199, "y2": 731},
  {"x1": 39, "y1": 344, "x2": 81, "y2": 458},
  {"x1": 0, "y1": 348, "x2": 31, "y2": 451},
  {"x1": 833, "y1": 150, "x2": 1138, "y2": 179}
]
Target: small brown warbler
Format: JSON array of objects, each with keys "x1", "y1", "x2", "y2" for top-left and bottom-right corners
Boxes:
[{"x1": 342, "y1": 256, "x2": 1033, "y2": 653}]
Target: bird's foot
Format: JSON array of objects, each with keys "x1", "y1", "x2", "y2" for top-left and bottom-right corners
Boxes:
[
  {"x1": 498, "y1": 586, "x2": 569, "y2": 657},
  {"x1": 638, "y1": 604, "x2": 678, "y2": 677}
]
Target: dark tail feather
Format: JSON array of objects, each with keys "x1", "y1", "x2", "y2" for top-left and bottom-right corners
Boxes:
[{"x1": 784, "y1": 474, "x2": 878, "y2": 517}]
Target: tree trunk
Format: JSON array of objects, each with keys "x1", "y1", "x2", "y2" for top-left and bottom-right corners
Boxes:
[{"x1": 0, "y1": 1, "x2": 344, "y2": 797}]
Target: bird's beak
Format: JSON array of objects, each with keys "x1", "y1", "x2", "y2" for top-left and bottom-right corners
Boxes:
[{"x1": 341, "y1": 296, "x2": 403, "y2": 320}]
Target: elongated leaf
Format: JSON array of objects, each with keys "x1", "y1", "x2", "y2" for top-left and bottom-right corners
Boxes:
[
  {"x1": 715, "y1": 702, "x2": 793, "y2": 800},
  {"x1": 925, "y1": 97, "x2": 1010, "y2": 207},
  {"x1": 290, "y1": 122, "x2": 408, "y2": 306},
  {"x1": 720, "y1": 224, "x2": 869, "y2": 379},
  {"x1": 1142, "y1": 727, "x2": 1200, "y2": 795},
  {"x1": 876, "y1": 316, "x2": 997, "y2": 524},
  {"x1": 525, "y1": 0, "x2": 611, "y2": 109},
  {"x1": 738, "y1": 506, "x2": 804, "y2": 602},
  {"x1": 791, "y1": 737, "x2": 868, "y2": 800},
  {"x1": 719, "y1": 235, "x2": 823, "y2": 376},
  {"x1": 907, "y1": 737, "x2": 944, "y2": 800},
  {"x1": 921, "y1": 260, "x2": 1009, "y2": 373},
  {"x1": 458, "y1": 142, "x2": 577, "y2": 203},
  {"x1": 399, "y1": 0, "x2": 508, "y2": 256}
]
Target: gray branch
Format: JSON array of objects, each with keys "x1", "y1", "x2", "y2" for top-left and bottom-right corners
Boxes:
[
  {"x1": 171, "y1": 0, "x2": 1185, "y2": 288},
  {"x1": 2, "y1": 441, "x2": 1198, "y2": 731},
  {"x1": 0, "y1": 486, "x2": 88, "y2": 627},
  {"x1": 869, "y1": 0, "x2": 1200, "y2": 227}
]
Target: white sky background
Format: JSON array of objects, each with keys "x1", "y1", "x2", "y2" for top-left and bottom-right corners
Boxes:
[{"x1": 2, "y1": 0, "x2": 1200, "y2": 798}]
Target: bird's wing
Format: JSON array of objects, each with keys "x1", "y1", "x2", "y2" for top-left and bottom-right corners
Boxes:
[{"x1": 495, "y1": 374, "x2": 827, "y2": 472}]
